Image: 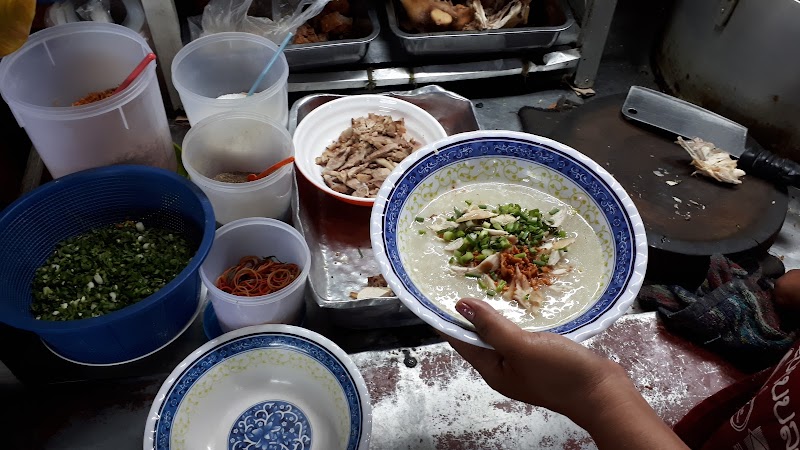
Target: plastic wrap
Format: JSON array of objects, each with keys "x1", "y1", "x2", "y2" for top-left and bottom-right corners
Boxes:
[{"x1": 192, "y1": 0, "x2": 331, "y2": 43}]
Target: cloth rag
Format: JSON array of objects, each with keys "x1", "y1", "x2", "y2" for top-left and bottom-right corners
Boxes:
[{"x1": 638, "y1": 255, "x2": 796, "y2": 371}]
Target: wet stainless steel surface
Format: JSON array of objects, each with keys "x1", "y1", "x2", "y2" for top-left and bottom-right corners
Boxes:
[
  {"x1": 10, "y1": 312, "x2": 746, "y2": 449},
  {"x1": 290, "y1": 86, "x2": 480, "y2": 328},
  {"x1": 356, "y1": 312, "x2": 745, "y2": 449},
  {"x1": 287, "y1": 54, "x2": 581, "y2": 93}
]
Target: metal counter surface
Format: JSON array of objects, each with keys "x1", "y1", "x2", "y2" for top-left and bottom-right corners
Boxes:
[{"x1": 7, "y1": 312, "x2": 747, "y2": 449}]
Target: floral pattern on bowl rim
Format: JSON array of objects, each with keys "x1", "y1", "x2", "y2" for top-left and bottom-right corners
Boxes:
[
  {"x1": 143, "y1": 325, "x2": 371, "y2": 450},
  {"x1": 370, "y1": 131, "x2": 648, "y2": 346}
]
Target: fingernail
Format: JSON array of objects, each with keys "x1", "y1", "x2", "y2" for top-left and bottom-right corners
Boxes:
[{"x1": 456, "y1": 301, "x2": 475, "y2": 321}]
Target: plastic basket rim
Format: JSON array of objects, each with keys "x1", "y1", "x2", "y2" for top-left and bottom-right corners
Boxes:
[{"x1": 0, "y1": 165, "x2": 216, "y2": 333}]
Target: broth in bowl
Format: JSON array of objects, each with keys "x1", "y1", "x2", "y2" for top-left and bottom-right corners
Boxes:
[{"x1": 402, "y1": 182, "x2": 605, "y2": 330}]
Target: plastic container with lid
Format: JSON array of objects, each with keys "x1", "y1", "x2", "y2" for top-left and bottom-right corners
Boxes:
[
  {"x1": 0, "y1": 22, "x2": 175, "y2": 179},
  {"x1": 172, "y1": 32, "x2": 289, "y2": 127},
  {"x1": 200, "y1": 218, "x2": 311, "y2": 333},
  {"x1": 181, "y1": 111, "x2": 295, "y2": 225}
]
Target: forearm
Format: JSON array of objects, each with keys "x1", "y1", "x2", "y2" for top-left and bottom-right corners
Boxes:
[{"x1": 573, "y1": 364, "x2": 689, "y2": 450}]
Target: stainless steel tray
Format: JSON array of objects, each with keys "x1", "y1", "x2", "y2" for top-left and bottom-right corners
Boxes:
[
  {"x1": 290, "y1": 85, "x2": 480, "y2": 329},
  {"x1": 386, "y1": 0, "x2": 576, "y2": 56},
  {"x1": 284, "y1": 0, "x2": 380, "y2": 70}
]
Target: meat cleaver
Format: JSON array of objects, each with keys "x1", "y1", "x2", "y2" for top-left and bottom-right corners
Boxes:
[{"x1": 621, "y1": 86, "x2": 800, "y2": 188}]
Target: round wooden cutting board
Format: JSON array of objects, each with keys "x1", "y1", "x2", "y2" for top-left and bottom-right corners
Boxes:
[{"x1": 544, "y1": 94, "x2": 788, "y2": 256}]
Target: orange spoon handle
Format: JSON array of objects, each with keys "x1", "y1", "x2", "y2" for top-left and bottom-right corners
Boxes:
[
  {"x1": 113, "y1": 53, "x2": 157, "y2": 95},
  {"x1": 247, "y1": 156, "x2": 295, "y2": 181}
]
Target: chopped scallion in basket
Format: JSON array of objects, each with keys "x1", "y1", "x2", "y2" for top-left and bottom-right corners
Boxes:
[{"x1": 30, "y1": 221, "x2": 193, "y2": 321}]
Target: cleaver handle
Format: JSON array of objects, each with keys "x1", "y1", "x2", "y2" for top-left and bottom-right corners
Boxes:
[{"x1": 739, "y1": 138, "x2": 800, "y2": 188}]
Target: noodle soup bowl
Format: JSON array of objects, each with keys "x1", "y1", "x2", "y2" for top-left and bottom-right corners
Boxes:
[
  {"x1": 370, "y1": 130, "x2": 648, "y2": 347},
  {"x1": 200, "y1": 218, "x2": 311, "y2": 332}
]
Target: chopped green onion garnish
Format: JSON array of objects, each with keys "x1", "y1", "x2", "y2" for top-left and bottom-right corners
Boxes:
[
  {"x1": 486, "y1": 290, "x2": 496, "y2": 296},
  {"x1": 478, "y1": 204, "x2": 487, "y2": 209},
  {"x1": 533, "y1": 259, "x2": 547, "y2": 266},
  {"x1": 418, "y1": 230, "x2": 426, "y2": 235},
  {"x1": 415, "y1": 217, "x2": 424, "y2": 222},
  {"x1": 514, "y1": 252, "x2": 526, "y2": 258},
  {"x1": 30, "y1": 221, "x2": 192, "y2": 321},
  {"x1": 443, "y1": 231, "x2": 455, "y2": 241},
  {"x1": 459, "y1": 253, "x2": 474, "y2": 263},
  {"x1": 549, "y1": 208, "x2": 560, "y2": 215}
]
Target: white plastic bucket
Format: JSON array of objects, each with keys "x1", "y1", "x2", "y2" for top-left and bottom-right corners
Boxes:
[
  {"x1": 181, "y1": 111, "x2": 295, "y2": 225},
  {"x1": 172, "y1": 32, "x2": 289, "y2": 127},
  {"x1": 0, "y1": 22, "x2": 175, "y2": 178},
  {"x1": 200, "y1": 218, "x2": 311, "y2": 332}
]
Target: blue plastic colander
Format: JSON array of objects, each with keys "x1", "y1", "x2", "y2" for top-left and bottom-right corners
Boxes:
[{"x1": 0, "y1": 165, "x2": 215, "y2": 365}]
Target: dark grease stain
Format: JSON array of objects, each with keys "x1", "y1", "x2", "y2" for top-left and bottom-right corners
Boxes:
[
  {"x1": 402, "y1": 349, "x2": 417, "y2": 368},
  {"x1": 360, "y1": 360, "x2": 400, "y2": 404}
]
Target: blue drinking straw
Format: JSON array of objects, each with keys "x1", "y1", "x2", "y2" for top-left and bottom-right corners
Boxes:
[{"x1": 247, "y1": 32, "x2": 294, "y2": 97}]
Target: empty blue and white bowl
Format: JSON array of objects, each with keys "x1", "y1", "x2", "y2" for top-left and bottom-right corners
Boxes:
[
  {"x1": 370, "y1": 130, "x2": 648, "y2": 347},
  {"x1": 144, "y1": 324, "x2": 371, "y2": 450}
]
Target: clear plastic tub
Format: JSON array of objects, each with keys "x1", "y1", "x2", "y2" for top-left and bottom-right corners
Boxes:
[
  {"x1": 0, "y1": 23, "x2": 175, "y2": 179},
  {"x1": 200, "y1": 218, "x2": 311, "y2": 333},
  {"x1": 172, "y1": 32, "x2": 289, "y2": 127},
  {"x1": 181, "y1": 111, "x2": 295, "y2": 225}
]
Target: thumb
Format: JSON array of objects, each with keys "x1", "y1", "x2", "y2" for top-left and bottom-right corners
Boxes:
[{"x1": 456, "y1": 298, "x2": 524, "y2": 354}]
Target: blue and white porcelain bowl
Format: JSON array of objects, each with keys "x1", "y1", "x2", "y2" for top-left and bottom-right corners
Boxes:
[
  {"x1": 370, "y1": 131, "x2": 648, "y2": 347},
  {"x1": 144, "y1": 325, "x2": 371, "y2": 450}
]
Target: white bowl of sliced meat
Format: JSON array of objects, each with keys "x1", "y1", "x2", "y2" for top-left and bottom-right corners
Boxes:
[{"x1": 292, "y1": 94, "x2": 448, "y2": 206}]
